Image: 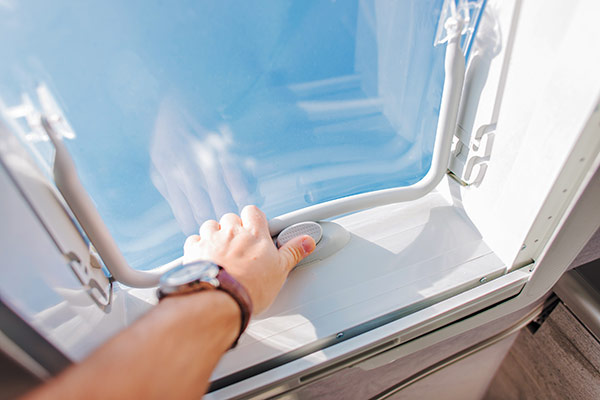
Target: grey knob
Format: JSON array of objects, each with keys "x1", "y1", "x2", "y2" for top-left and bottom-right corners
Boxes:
[{"x1": 276, "y1": 221, "x2": 323, "y2": 248}]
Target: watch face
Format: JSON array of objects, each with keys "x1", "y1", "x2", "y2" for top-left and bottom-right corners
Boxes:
[{"x1": 160, "y1": 261, "x2": 220, "y2": 289}]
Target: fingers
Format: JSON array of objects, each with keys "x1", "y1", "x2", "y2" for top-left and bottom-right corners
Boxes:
[
  {"x1": 197, "y1": 207, "x2": 268, "y2": 240},
  {"x1": 183, "y1": 234, "x2": 200, "y2": 252},
  {"x1": 240, "y1": 205, "x2": 269, "y2": 236},
  {"x1": 278, "y1": 235, "x2": 316, "y2": 273},
  {"x1": 219, "y1": 213, "x2": 242, "y2": 231},
  {"x1": 199, "y1": 219, "x2": 220, "y2": 238}
]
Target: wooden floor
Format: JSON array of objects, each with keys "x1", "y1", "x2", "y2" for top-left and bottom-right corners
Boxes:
[{"x1": 484, "y1": 303, "x2": 600, "y2": 399}]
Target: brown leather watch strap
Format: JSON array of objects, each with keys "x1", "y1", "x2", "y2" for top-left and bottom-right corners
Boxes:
[{"x1": 215, "y1": 266, "x2": 253, "y2": 348}]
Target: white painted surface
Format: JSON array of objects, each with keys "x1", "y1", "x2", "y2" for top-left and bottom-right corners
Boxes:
[
  {"x1": 212, "y1": 191, "x2": 509, "y2": 382},
  {"x1": 457, "y1": 0, "x2": 600, "y2": 269}
]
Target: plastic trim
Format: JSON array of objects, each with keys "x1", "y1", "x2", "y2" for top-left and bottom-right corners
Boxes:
[
  {"x1": 207, "y1": 269, "x2": 527, "y2": 394},
  {"x1": 370, "y1": 303, "x2": 542, "y2": 400}
]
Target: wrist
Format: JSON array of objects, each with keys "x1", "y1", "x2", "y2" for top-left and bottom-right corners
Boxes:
[
  {"x1": 158, "y1": 290, "x2": 240, "y2": 350},
  {"x1": 157, "y1": 261, "x2": 254, "y2": 347}
]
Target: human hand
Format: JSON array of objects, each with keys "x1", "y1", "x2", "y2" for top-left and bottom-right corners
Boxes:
[{"x1": 182, "y1": 205, "x2": 316, "y2": 314}]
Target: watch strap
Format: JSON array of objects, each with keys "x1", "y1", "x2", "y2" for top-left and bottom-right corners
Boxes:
[{"x1": 215, "y1": 266, "x2": 253, "y2": 348}]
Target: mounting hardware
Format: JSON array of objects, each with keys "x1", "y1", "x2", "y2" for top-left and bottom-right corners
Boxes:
[
  {"x1": 449, "y1": 123, "x2": 495, "y2": 186},
  {"x1": 66, "y1": 252, "x2": 112, "y2": 312}
]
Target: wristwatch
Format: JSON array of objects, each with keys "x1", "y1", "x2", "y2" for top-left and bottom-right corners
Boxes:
[{"x1": 157, "y1": 260, "x2": 253, "y2": 348}]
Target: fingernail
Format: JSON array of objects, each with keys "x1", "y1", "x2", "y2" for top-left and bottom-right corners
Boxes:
[{"x1": 301, "y1": 237, "x2": 316, "y2": 255}]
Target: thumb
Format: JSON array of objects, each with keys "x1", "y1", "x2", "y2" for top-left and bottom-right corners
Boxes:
[{"x1": 278, "y1": 235, "x2": 316, "y2": 272}]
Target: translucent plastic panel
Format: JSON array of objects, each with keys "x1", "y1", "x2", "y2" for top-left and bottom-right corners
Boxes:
[{"x1": 0, "y1": 0, "x2": 445, "y2": 269}]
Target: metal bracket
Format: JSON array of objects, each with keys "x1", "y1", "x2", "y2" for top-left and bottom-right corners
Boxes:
[
  {"x1": 449, "y1": 122, "x2": 495, "y2": 186},
  {"x1": 66, "y1": 252, "x2": 112, "y2": 312},
  {"x1": 2, "y1": 86, "x2": 113, "y2": 310}
]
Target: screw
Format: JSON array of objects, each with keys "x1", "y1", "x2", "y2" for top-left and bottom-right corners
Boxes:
[
  {"x1": 336, "y1": 332, "x2": 344, "y2": 339},
  {"x1": 521, "y1": 244, "x2": 527, "y2": 250},
  {"x1": 479, "y1": 277, "x2": 487, "y2": 284}
]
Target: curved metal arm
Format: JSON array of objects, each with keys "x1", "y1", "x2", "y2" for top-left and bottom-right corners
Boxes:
[
  {"x1": 269, "y1": 23, "x2": 465, "y2": 235},
  {"x1": 44, "y1": 21, "x2": 465, "y2": 288},
  {"x1": 43, "y1": 117, "x2": 167, "y2": 287}
]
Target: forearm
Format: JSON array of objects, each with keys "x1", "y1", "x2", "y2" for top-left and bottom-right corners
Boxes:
[
  {"x1": 23, "y1": 206, "x2": 315, "y2": 399},
  {"x1": 24, "y1": 291, "x2": 239, "y2": 400}
]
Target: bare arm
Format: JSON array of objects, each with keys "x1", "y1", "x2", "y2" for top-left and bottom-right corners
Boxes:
[{"x1": 23, "y1": 205, "x2": 316, "y2": 399}]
